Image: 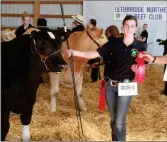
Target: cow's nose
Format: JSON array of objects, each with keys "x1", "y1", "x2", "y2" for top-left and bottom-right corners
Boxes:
[{"x1": 59, "y1": 64, "x2": 68, "y2": 72}]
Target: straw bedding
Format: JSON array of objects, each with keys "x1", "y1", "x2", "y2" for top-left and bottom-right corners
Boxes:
[{"x1": 6, "y1": 64, "x2": 167, "y2": 141}]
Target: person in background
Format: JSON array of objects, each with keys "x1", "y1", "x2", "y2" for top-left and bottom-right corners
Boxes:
[
  {"x1": 37, "y1": 18, "x2": 50, "y2": 31},
  {"x1": 66, "y1": 15, "x2": 145, "y2": 141},
  {"x1": 71, "y1": 15, "x2": 85, "y2": 33},
  {"x1": 105, "y1": 25, "x2": 121, "y2": 40},
  {"x1": 136, "y1": 23, "x2": 148, "y2": 51},
  {"x1": 143, "y1": 52, "x2": 167, "y2": 95},
  {"x1": 15, "y1": 11, "x2": 33, "y2": 37},
  {"x1": 87, "y1": 18, "x2": 97, "y2": 29}
]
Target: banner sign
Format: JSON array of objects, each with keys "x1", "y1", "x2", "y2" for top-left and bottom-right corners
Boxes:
[{"x1": 114, "y1": 5, "x2": 167, "y2": 21}]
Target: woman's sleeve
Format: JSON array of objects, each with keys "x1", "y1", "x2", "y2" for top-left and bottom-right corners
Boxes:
[{"x1": 96, "y1": 39, "x2": 113, "y2": 58}]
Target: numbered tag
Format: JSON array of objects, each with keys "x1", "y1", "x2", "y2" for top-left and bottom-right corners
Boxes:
[{"x1": 118, "y1": 82, "x2": 138, "y2": 96}]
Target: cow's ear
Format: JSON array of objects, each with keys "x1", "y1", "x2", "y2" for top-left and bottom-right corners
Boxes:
[
  {"x1": 99, "y1": 29, "x2": 103, "y2": 36},
  {"x1": 31, "y1": 30, "x2": 37, "y2": 38},
  {"x1": 47, "y1": 31, "x2": 55, "y2": 39},
  {"x1": 12, "y1": 29, "x2": 16, "y2": 32},
  {"x1": 94, "y1": 28, "x2": 103, "y2": 38}
]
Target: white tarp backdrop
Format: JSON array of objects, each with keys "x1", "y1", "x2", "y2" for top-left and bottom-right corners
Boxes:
[{"x1": 83, "y1": 1, "x2": 167, "y2": 56}]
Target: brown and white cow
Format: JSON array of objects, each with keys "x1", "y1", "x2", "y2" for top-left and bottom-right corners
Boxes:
[{"x1": 48, "y1": 27, "x2": 108, "y2": 112}]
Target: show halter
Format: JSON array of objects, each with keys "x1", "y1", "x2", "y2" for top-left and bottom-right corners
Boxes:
[{"x1": 30, "y1": 36, "x2": 61, "y2": 71}]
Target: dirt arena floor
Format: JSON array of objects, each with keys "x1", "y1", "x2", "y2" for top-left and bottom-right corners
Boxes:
[{"x1": 6, "y1": 64, "x2": 167, "y2": 141}]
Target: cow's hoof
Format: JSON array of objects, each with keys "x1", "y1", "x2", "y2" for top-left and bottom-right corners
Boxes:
[
  {"x1": 21, "y1": 137, "x2": 30, "y2": 142},
  {"x1": 50, "y1": 101, "x2": 56, "y2": 112},
  {"x1": 22, "y1": 125, "x2": 30, "y2": 141},
  {"x1": 22, "y1": 135, "x2": 31, "y2": 142},
  {"x1": 51, "y1": 108, "x2": 56, "y2": 112}
]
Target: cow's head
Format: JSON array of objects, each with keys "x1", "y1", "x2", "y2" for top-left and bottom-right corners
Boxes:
[
  {"x1": 87, "y1": 27, "x2": 108, "y2": 48},
  {"x1": 157, "y1": 39, "x2": 167, "y2": 46},
  {"x1": 30, "y1": 30, "x2": 67, "y2": 72},
  {"x1": 71, "y1": 27, "x2": 108, "y2": 52}
]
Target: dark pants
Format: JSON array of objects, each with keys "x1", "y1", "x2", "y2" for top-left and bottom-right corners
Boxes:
[
  {"x1": 91, "y1": 68, "x2": 99, "y2": 82},
  {"x1": 106, "y1": 82, "x2": 132, "y2": 141},
  {"x1": 143, "y1": 43, "x2": 148, "y2": 51}
]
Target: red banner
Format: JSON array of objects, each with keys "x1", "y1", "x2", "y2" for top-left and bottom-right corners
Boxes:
[
  {"x1": 98, "y1": 80, "x2": 106, "y2": 111},
  {"x1": 135, "y1": 52, "x2": 146, "y2": 83}
]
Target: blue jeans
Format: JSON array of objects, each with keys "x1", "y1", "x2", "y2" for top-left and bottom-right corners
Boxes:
[{"x1": 106, "y1": 82, "x2": 132, "y2": 141}]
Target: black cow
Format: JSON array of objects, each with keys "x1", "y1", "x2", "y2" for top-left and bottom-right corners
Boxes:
[
  {"x1": 1, "y1": 30, "x2": 67, "y2": 141},
  {"x1": 157, "y1": 39, "x2": 167, "y2": 95},
  {"x1": 157, "y1": 39, "x2": 167, "y2": 55}
]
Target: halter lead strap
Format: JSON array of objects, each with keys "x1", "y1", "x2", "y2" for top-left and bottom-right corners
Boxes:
[
  {"x1": 86, "y1": 31, "x2": 102, "y2": 48},
  {"x1": 31, "y1": 38, "x2": 61, "y2": 71}
]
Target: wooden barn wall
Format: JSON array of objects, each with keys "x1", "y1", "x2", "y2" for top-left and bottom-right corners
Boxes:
[
  {"x1": 1, "y1": 0, "x2": 83, "y2": 30},
  {"x1": 40, "y1": 4, "x2": 83, "y2": 28},
  {"x1": 1, "y1": 4, "x2": 34, "y2": 27}
]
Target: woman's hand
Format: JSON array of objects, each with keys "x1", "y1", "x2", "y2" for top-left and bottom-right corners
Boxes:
[
  {"x1": 131, "y1": 64, "x2": 137, "y2": 72},
  {"x1": 66, "y1": 49, "x2": 75, "y2": 57},
  {"x1": 141, "y1": 52, "x2": 154, "y2": 62}
]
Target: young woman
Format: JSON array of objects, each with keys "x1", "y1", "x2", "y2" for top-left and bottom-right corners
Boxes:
[
  {"x1": 87, "y1": 18, "x2": 97, "y2": 29},
  {"x1": 66, "y1": 15, "x2": 146, "y2": 141},
  {"x1": 15, "y1": 11, "x2": 33, "y2": 37}
]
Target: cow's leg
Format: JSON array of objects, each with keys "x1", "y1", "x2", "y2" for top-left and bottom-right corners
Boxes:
[
  {"x1": 19, "y1": 76, "x2": 40, "y2": 141},
  {"x1": 22, "y1": 125, "x2": 30, "y2": 141},
  {"x1": 20, "y1": 106, "x2": 33, "y2": 141},
  {"x1": 1, "y1": 110, "x2": 10, "y2": 141},
  {"x1": 1, "y1": 93, "x2": 10, "y2": 141},
  {"x1": 48, "y1": 72, "x2": 60, "y2": 112},
  {"x1": 20, "y1": 94, "x2": 37, "y2": 141},
  {"x1": 76, "y1": 73, "x2": 87, "y2": 111}
]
